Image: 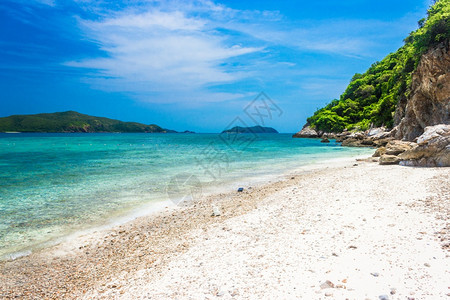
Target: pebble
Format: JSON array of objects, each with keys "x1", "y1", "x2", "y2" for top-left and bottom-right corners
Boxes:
[
  {"x1": 379, "y1": 295, "x2": 389, "y2": 300},
  {"x1": 371, "y1": 272, "x2": 379, "y2": 277},
  {"x1": 211, "y1": 206, "x2": 221, "y2": 217},
  {"x1": 320, "y1": 280, "x2": 335, "y2": 289}
]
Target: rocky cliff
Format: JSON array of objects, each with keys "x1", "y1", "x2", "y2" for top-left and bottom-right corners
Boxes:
[
  {"x1": 292, "y1": 40, "x2": 449, "y2": 167},
  {"x1": 395, "y1": 40, "x2": 450, "y2": 141}
]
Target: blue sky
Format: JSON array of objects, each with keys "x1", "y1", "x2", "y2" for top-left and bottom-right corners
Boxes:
[{"x1": 0, "y1": 0, "x2": 432, "y2": 132}]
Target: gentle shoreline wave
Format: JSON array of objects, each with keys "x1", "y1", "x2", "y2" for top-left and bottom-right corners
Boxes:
[{"x1": 0, "y1": 133, "x2": 373, "y2": 259}]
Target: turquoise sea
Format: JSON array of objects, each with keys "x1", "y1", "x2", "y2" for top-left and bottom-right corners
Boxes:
[{"x1": 0, "y1": 133, "x2": 372, "y2": 259}]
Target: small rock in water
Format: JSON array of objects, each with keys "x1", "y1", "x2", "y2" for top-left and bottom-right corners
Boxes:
[
  {"x1": 379, "y1": 295, "x2": 389, "y2": 300},
  {"x1": 212, "y1": 206, "x2": 221, "y2": 216},
  {"x1": 320, "y1": 280, "x2": 335, "y2": 289},
  {"x1": 237, "y1": 187, "x2": 244, "y2": 192}
]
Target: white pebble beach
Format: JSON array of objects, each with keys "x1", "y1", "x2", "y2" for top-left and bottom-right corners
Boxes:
[{"x1": 1, "y1": 157, "x2": 449, "y2": 299}]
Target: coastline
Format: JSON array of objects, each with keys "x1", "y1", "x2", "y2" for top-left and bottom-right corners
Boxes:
[
  {"x1": 0, "y1": 148, "x2": 373, "y2": 262},
  {"x1": 0, "y1": 155, "x2": 448, "y2": 299}
]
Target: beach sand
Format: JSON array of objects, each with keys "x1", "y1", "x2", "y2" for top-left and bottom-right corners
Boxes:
[{"x1": 0, "y1": 157, "x2": 449, "y2": 299}]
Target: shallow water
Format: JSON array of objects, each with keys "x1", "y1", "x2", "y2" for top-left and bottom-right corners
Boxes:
[{"x1": 0, "y1": 133, "x2": 372, "y2": 258}]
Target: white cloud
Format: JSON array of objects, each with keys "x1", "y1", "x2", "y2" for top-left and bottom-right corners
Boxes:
[
  {"x1": 11, "y1": 0, "x2": 57, "y2": 6},
  {"x1": 65, "y1": 0, "x2": 422, "y2": 104},
  {"x1": 99, "y1": 10, "x2": 206, "y2": 30},
  {"x1": 67, "y1": 3, "x2": 262, "y2": 103},
  {"x1": 35, "y1": 0, "x2": 56, "y2": 6},
  {"x1": 223, "y1": 16, "x2": 419, "y2": 58}
]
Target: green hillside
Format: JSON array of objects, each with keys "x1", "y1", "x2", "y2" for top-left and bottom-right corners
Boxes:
[
  {"x1": 0, "y1": 111, "x2": 173, "y2": 133},
  {"x1": 221, "y1": 126, "x2": 278, "y2": 134},
  {"x1": 306, "y1": 0, "x2": 449, "y2": 132}
]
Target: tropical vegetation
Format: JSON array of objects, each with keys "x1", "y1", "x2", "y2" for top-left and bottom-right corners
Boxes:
[
  {"x1": 306, "y1": 0, "x2": 449, "y2": 132},
  {"x1": 0, "y1": 111, "x2": 172, "y2": 133}
]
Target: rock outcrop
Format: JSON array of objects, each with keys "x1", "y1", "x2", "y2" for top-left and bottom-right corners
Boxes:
[
  {"x1": 384, "y1": 140, "x2": 415, "y2": 156},
  {"x1": 367, "y1": 127, "x2": 386, "y2": 137},
  {"x1": 399, "y1": 124, "x2": 450, "y2": 167},
  {"x1": 372, "y1": 147, "x2": 386, "y2": 157},
  {"x1": 335, "y1": 127, "x2": 392, "y2": 147},
  {"x1": 341, "y1": 138, "x2": 366, "y2": 147},
  {"x1": 378, "y1": 140, "x2": 415, "y2": 165},
  {"x1": 292, "y1": 124, "x2": 319, "y2": 138},
  {"x1": 379, "y1": 155, "x2": 401, "y2": 165},
  {"x1": 395, "y1": 41, "x2": 450, "y2": 141}
]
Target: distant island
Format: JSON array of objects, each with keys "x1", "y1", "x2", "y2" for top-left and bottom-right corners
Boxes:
[
  {"x1": 0, "y1": 111, "x2": 182, "y2": 133},
  {"x1": 221, "y1": 126, "x2": 278, "y2": 134}
]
